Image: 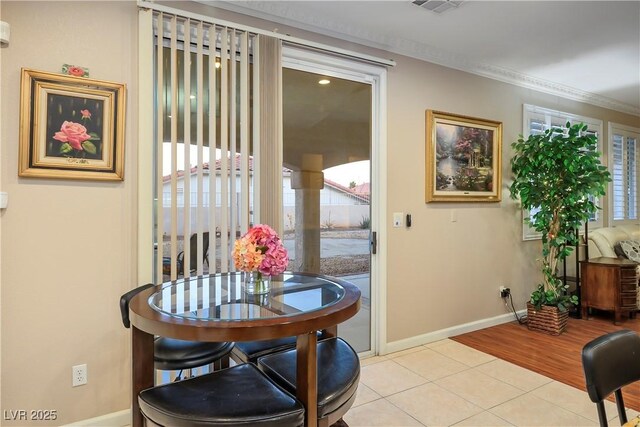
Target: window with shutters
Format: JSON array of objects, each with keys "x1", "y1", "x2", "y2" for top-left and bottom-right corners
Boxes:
[
  {"x1": 608, "y1": 122, "x2": 640, "y2": 224},
  {"x1": 520, "y1": 104, "x2": 604, "y2": 240}
]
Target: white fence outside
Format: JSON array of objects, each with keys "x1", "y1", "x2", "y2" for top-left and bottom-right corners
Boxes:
[{"x1": 162, "y1": 204, "x2": 370, "y2": 236}]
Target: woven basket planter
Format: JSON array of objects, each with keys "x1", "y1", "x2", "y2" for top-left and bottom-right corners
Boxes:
[{"x1": 527, "y1": 303, "x2": 569, "y2": 335}]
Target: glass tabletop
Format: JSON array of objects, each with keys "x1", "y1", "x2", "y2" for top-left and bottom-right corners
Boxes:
[{"x1": 149, "y1": 272, "x2": 347, "y2": 321}]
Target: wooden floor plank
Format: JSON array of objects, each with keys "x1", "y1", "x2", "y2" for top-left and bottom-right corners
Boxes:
[{"x1": 452, "y1": 314, "x2": 640, "y2": 411}]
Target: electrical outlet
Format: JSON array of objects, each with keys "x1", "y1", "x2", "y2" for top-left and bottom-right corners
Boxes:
[
  {"x1": 72, "y1": 364, "x2": 87, "y2": 387},
  {"x1": 499, "y1": 286, "x2": 511, "y2": 298}
]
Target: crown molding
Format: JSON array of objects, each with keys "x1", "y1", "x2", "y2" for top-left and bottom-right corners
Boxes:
[{"x1": 204, "y1": 0, "x2": 639, "y2": 117}]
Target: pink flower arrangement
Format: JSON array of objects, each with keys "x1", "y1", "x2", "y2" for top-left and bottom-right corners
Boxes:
[{"x1": 232, "y1": 224, "x2": 289, "y2": 276}]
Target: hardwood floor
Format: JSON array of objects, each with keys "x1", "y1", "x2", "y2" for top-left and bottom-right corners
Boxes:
[{"x1": 452, "y1": 313, "x2": 640, "y2": 411}]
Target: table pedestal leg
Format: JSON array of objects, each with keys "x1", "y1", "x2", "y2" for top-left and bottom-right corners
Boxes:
[
  {"x1": 297, "y1": 332, "x2": 318, "y2": 427},
  {"x1": 132, "y1": 326, "x2": 154, "y2": 427}
]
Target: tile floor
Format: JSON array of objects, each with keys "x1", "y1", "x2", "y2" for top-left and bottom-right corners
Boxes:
[{"x1": 344, "y1": 339, "x2": 636, "y2": 426}]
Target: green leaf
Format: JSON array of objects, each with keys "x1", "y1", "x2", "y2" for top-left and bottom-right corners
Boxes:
[
  {"x1": 59, "y1": 143, "x2": 73, "y2": 154},
  {"x1": 89, "y1": 132, "x2": 101, "y2": 140},
  {"x1": 82, "y1": 140, "x2": 97, "y2": 154}
]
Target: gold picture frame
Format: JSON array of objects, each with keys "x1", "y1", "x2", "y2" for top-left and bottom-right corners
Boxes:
[
  {"x1": 425, "y1": 110, "x2": 502, "y2": 202},
  {"x1": 19, "y1": 68, "x2": 126, "y2": 181}
]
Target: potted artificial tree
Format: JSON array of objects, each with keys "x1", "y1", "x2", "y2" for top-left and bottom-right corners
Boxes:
[{"x1": 510, "y1": 122, "x2": 611, "y2": 335}]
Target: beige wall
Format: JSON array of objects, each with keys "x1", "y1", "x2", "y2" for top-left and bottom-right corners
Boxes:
[
  {"x1": 385, "y1": 57, "x2": 638, "y2": 341},
  {"x1": 1, "y1": 0, "x2": 639, "y2": 424},
  {"x1": 1, "y1": 1, "x2": 137, "y2": 425}
]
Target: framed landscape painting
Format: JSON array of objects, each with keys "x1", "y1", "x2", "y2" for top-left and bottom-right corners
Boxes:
[
  {"x1": 425, "y1": 110, "x2": 502, "y2": 202},
  {"x1": 19, "y1": 68, "x2": 126, "y2": 181}
]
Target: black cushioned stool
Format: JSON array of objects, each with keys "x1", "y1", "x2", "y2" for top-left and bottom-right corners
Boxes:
[
  {"x1": 120, "y1": 284, "x2": 234, "y2": 378},
  {"x1": 233, "y1": 337, "x2": 299, "y2": 364},
  {"x1": 153, "y1": 338, "x2": 234, "y2": 372},
  {"x1": 257, "y1": 337, "x2": 360, "y2": 427},
  {"x1": 232, "y1": 331, "x2": 323, "y2": 364},
  {"x1": 139, "y1": 363, "x2": 305, "y2": 427}
]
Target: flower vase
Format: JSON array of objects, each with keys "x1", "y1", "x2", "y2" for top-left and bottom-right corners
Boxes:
[{"x1": 245, "y1": 271, "x2": 271, "y2": 295}]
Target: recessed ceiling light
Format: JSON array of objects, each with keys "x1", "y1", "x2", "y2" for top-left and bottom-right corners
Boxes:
[{"x1": 319, "y1": 79, "x2": 330, "y2": 85}]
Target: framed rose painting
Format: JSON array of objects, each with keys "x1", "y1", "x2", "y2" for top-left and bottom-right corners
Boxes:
[
  {"x1": 425, "y1": 110, "x2": 502, "y2": 202},
  {"x1": 19, "y1": 68, "x2": 126, "y2": 181}
]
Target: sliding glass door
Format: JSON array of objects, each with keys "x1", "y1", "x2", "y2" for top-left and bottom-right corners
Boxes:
[{"x1": 282, "y1": 62, "x2": 373, "y2": 354}]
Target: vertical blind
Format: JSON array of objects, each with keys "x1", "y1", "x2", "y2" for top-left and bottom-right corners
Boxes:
[{"x1": 153, "y1": 11, "x2": 258, "y2": 281}]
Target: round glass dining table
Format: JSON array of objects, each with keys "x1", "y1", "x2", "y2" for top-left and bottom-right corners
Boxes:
[{"x1": 128, "y1": 272, "x2": 361, "y2": 427}]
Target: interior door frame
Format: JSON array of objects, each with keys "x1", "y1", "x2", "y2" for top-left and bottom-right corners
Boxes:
[{"x1": 282, "y1": 45, "x2": 388, "y2": 357}]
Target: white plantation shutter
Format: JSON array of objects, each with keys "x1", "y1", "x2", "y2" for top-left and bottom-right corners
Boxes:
[
  {"x1": 629, "y1": 137, "x2": 638, "y2": 219},
  {"x1": 610, "y1": 123, "x2": 640, "y2": 223},
  {"x1": 521, "y1": 104, "x2": 603, "y2": 240},
  {"x1": 527, "y1": 114, "x2": 545, "y2": 136},
  {"x1": 612, "y1": 134, "x2": 625, "y2": 220}
]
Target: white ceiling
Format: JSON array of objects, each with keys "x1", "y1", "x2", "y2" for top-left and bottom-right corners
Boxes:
[{"x1": 206, "y1": 0, "x2": 640, "y2": 116}]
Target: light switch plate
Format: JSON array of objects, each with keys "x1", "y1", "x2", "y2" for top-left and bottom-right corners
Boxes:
[
  {"x1": 0, "y1": 192, "x2": 7, "y2": 209},
  {"x1": 0, "y1": 21, "x2": 9, "y2": 45}
]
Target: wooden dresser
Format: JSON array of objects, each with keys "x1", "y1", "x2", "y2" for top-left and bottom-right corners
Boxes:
[{"x1": 580, "y1": 257, "x2": 639, "y2": 324}]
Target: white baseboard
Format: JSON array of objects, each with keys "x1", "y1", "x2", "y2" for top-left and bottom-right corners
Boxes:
[
  {"x1": 382, "y1": 310, "x2": 526, "y2": 355},
  {"x1": 63, "y1": 409, "x2": 130, "y2": 427}
]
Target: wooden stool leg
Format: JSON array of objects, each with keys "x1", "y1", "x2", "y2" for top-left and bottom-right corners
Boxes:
[{"x1": 220, "y1": 354, "x2": 230, "y2": 368}]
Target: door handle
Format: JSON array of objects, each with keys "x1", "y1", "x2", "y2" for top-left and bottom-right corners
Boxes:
[{"x1": 370, "y1": 231, "x2": 377, "y2": 255}]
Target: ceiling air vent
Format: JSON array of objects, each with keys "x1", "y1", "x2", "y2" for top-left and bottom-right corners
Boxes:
[{"x1": 412, "y1": 0, "x2": 464, "y2": 14}]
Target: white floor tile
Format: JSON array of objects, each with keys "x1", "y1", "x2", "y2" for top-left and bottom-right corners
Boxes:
[
  {"x1": 359, "y1": 360, "x2": 428, "y2": 397},
  {"x1": 453, "y1": 411, "x2": 514, "y2": 426},
  {"x1": 435, "y1": 369, "x2": 525, "y2": 409},
  {"x1": 489, "y1": 393, "x2": 598, "y2": 426},
  {"x1": 429, "y1": 340, "x2": 496, "y2": 366},
  {"x1": 387, "y1": 382, "x2": 484, "y2": 426},
  {"x1": 393, "y1": 348, "x2": 469, "y2": 381},
  {"x1": 475, "y1": 358, "x2": 553, "y2": 391},
  {"x1": 531, "y1": 381, "x2": 619, "y2": 422},
  {"x1": 343, "y1": 399, "x2": 424, "y2": 426},
  {"x1": 353, "y1": 383, "x2": 382, "y2": 408}
]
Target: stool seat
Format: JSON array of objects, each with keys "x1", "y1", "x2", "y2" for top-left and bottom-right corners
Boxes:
[
  {"x1": 257, "y1": 338, "x2": 360, "y2": 419},
  {"x1": 121, "y1": 284, "x2": 234, "y2": 376},
  {"x1": 154, "y1": 338, "x2": 234, "y2": 371},
  {"x1": 233, "y1": 337, "x2": 299, "y2": 364},
  {"x1": 139, "y1": 363, "x2": 304, "y2": 427},
  {"x1": 233, "y1": 332, "x2": 325, "y2": 364}
]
